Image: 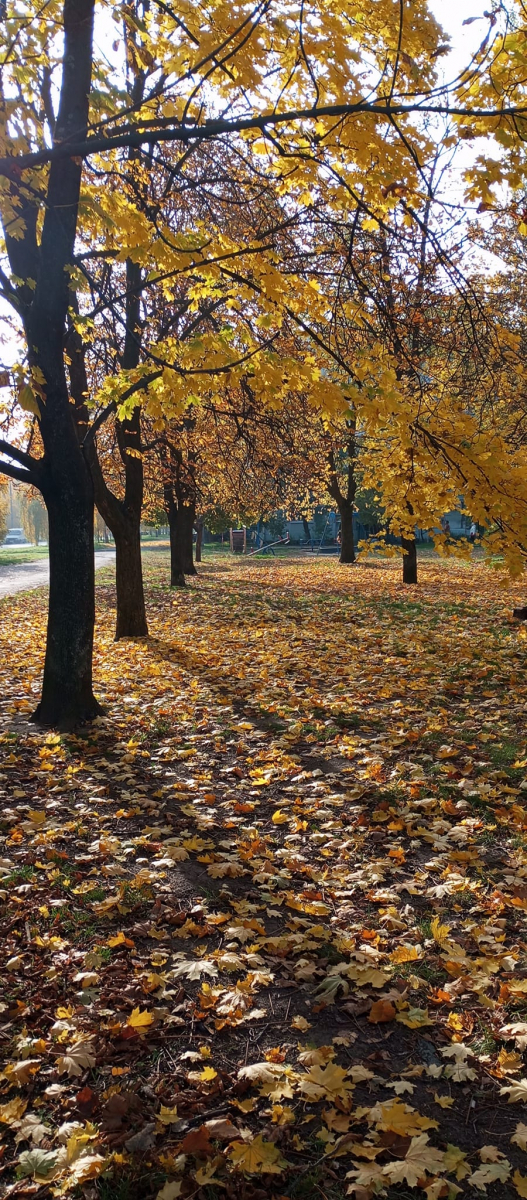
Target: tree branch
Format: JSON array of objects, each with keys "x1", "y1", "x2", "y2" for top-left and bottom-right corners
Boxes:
[
  {"x1": 0, "y1": 438, "x2": 40, "y2": 471},
  {"x1": 0, "y1": 99, "x2": 524, "y2": 178},
  {"x1": 0, "y1": 458, "x2": 38, "y2": 485}
]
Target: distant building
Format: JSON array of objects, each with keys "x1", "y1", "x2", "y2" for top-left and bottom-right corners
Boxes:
[{"x1": 440, "y1": 510, "x2": 471, "y2": 537}]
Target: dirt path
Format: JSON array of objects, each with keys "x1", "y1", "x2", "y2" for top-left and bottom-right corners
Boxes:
[{"x1": 0, "y1": 549, "x2": 115, "y2": 597}]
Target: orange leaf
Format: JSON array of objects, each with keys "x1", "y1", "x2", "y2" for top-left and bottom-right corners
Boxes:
[
  {"x1": 179, "y1": 1125, "x2": 214, "y2": 1156},
  {"x1": 368, "y1": 1000, "x2": 396, "y2": 1024}
]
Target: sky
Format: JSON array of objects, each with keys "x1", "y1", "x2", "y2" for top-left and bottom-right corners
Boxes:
[{"x1": 430, "y1": 0, "x2": 488, "y2": 64}]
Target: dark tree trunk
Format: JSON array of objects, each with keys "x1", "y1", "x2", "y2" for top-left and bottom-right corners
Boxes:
[
  {"x1": 327, "y1": 420, "x2": 357, "y2": 566},
  {"x1": 402, "y1": 536, "x2": 417, "y2": 584},
  {"x1": 24, "y1": 0, "x2": 98, "y2": 726},
  {"x1": 114, "y1": 525, "x2": 148, "y2": 639},
  {"x1": 34, "y1": 448, "x2": 101, "y2": 728},
  {"x1": 195, "y1": 518, "x2": 204, "y2": 563},
  {"x1": 168, "y1": 506, "x2": 186, "y2": 587},
  {"x1": 88, "y1": 438, "x2": 147, "y2": 639},
  {"x1": 338, "y1": 501, "x2": 355, "y2": 563},
  {"x1": 167, "y1": 500, "x2": 197, "y2": 585},
  {"x1": 183, "y1": 504, "x2": 197, "y2": 575}
]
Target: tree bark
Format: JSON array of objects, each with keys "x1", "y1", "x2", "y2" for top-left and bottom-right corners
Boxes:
[
  {"x1": 167, "y1": 504, "x2": 186, "y2": 587},
  {"x1": 21, "y1": 0, "x2": 99, "y2": 726},
  {"x1": 195, "y1": 518, "x2": 204, "y2": 563},
  {"x1": 338, "y1": 500, "x2": 355, "y2": 563},
  {"x1": 72, "y1": 336, "x2": 148, "y2": 640},
  {"x1": 183, "y1": 503, "x2": 197, "y2": 575},
  {"x1": 166, "y1": 498, "x2": 197, "y2": 585},
  {"x1": 327, "y1": 418, "x2": 357, "y2": 566},
  {"x1": 402, "y1": 536, "x2": 417, "y2": 584},
  {"x1": 34, "y1": 469, "x2": 99, "y2": 727},
  {"x1": 93, "y1": 412, "x2": 147, "y2": 639},
  {"x1": 114, "y1": 526, "x2": 147, "y2": 639}
]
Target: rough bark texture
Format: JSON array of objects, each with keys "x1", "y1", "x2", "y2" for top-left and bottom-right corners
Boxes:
[
  {"x1": 195, "y1": 518, "x2": 204, "y2": 563},
  {"x1": 34, "y1": 457, "x2": 99, "y2": 728},
  {"x1": 338, "y1": 500, "x2": 355, "y2": 564},
  {"x1": 183, "y1": 504, "x2": 197, "y2": 575},
  {"x1": 402, "y1": 536, "x2": 418, "y2": 584},
  {"x1": 114, "y1": 527, "x2": 148, "y2": 639},
  {"x1": 89, "y1": 407, "x2": 148, "y2": 639},
  {"x1": 167, "y1": 501, "x2": 186, "y2": 588}
]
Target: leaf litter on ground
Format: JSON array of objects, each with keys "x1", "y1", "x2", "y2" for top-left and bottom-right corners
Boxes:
[{"x1": 2, "y1": 554, "x2": 527, "y2": 1197}]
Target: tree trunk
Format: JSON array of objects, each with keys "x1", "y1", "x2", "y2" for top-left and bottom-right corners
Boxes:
[
  {"x1": 34, "y1": 464, "x2": 101, "y2": 728},
  {"x1": 402, "y1": 536, "x2": 417, "y2": 584},
  {"x1": 0, "y1": 0, "x2": 99, "y2": 728},
  {"x1": 195, "y1": 518, "x2": 204, "y2": 563},
  {"x1": 183, "y1": 504, "x2": 197, "y2": 575},
  {"x1": 339, "y1": 501, "x2": 355, "y2": 563},
  {"x1": 168, "y1": 506, "x2": 186, "y2": 587},
  {"x1": 168, "y1": 502, "x2": 197, "y2": 583},
  {"x1": 114, "y1": 525, "x2": 148, "y2": 639},
  {"x1": 87, "y1": 408, "x2": 148, "y2": 639},
  {"x1": 90, "y1": 466, "x2": 147, "y2": 639}
]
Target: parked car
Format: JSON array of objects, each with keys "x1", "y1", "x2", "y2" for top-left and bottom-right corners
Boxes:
[{"x1": 3, "y1": 528, "x2": 29, "y2": 545}]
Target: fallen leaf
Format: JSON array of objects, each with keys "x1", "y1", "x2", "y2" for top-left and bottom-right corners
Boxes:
[{"x1": 368, "y1": 999, "x2": 396, "y2": 1023}]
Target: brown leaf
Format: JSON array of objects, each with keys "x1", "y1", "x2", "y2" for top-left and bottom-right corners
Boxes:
[
  {"x1": 101, "y1": 1093, "x2": 131, "y2": 1131},
  {"x1": 204, "y1": 1118, "x2": 239, "y2": 1140},
  {"x1": 179, "y1": 1125, "x2": 214, "y2": 1156},
  {"x1": 76, "y1": 1086, "x2": 98, "y2": 1118},
  {"x1": 368, "y1": 1000, "x2": 396, "y2": 1024}
]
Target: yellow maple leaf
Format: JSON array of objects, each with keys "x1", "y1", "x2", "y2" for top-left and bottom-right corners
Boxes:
[
  {"x1": 373, "y1": 1099, "x2": 438, "y2": 1136},
  {"x1": 4, "y1": 1059, "x2": 41, "y2": 1085},
  {"x1": 199, "y1": 1065, "x2": 217, "y2": 1081},
  {"x1": 431, "y1": 915, "x2": 451, "y2": 946},
  {"x1": 0, "y1": 1097, "x2": 27, "y2": 1124},
  {"x1": 127, "y1": 1007, "x2": 154, "y2": 1029},
  {"x1": 382, "y1": 1134, "x2": 445, "y2": 1188},
  {"x1": 291, "y1": 1015, "x2": 311, "y2": 1031},
  {"x1": 299, "y1": 1063, "x2": 353, "y2": 1103},
  {"x1": 107, "y1": 932, "x2": 132, "y2": 948},
  {"x1": 514, "y1": 1170, "x2": 527, "y2": 1198},
  {"x1": 391, "y1": 944, "x2": 421, "y2": 964},
  {"x1": 157, "y1": 1105, "x2": 179, "y2": 1125},
  {"x1": 229, "y1": 1134, "x2": 287, "y2": 1174}
]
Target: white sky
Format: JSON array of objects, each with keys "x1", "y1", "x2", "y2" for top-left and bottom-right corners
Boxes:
[{"x1": 429, "y1": 0, "x2": 488, "y2": 63}]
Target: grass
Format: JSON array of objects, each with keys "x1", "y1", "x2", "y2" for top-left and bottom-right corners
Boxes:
[
  {"x1": 0, "y1": 542, "x2": 116, "y2": 565},
  {"x1": 0, "y1": 544, "x2": 50, "y2": 564},
  {"x1": 96, "y1": 1169, "x2": 167, "y2": 1200}
]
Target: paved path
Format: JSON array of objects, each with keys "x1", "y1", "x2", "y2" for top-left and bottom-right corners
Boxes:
[{"x1": 0, "y1": 551, "x2": 115, "y2": 598}]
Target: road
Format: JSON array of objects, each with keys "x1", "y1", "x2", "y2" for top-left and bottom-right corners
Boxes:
[{"x1": 0, "y1": 551, "x2": 115, "y2": 598}]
